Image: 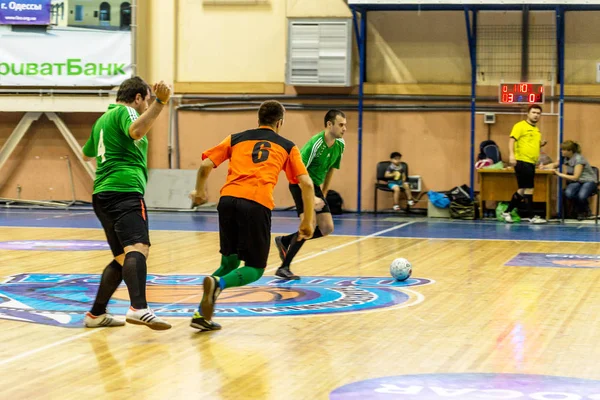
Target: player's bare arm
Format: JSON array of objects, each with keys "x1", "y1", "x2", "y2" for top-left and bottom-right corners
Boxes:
[{"x1": 129, "y1": 81, "x2": 171, "y2": 140}]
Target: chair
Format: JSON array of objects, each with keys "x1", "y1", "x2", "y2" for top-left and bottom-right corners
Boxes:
[
  {"x1": 561, "y1": 166, "x2": 599, "y2": 224},
  {"x1": 374, "y1": 160, "x2": 410, "y2": 215}
]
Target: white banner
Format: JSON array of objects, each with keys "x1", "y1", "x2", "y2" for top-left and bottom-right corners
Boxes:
[{"x1": 0, "y1": 27, "x2": 131, "y2": 86}]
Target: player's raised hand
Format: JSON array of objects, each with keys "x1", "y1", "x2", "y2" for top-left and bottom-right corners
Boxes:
[{"x1": 153, "y1": 81, "x2": 171, "y2": 104}]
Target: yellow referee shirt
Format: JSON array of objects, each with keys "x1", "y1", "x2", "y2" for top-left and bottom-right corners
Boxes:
[{"x1": 510, "y1": 120, "x2": 541, "y2": 164}]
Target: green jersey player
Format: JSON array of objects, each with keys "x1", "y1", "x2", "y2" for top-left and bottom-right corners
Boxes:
[
  {"x1": 82, "y1": 76, "x2": 172, "y2": 330},
  {"x1": 274, "y1": 110, "x2": 347, "y2": 280}
]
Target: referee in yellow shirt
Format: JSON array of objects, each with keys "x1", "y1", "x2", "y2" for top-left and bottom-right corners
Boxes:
[{"x1": 501, "y1": 105, "x2": 547, "y2": 224}]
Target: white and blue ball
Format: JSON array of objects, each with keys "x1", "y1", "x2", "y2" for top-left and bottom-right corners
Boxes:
[{"x1": 390, "y1": 258, "x2": 412, "y2": 281}]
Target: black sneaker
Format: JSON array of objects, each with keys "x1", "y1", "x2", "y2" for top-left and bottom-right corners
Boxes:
[
  {"x1": 274, "y1": 236, "x2": 288, "y2": 263},
  {"x1": 190, "y1": 311, "x2": 222, "y2": 331},
  {"x1": 200, "y1": 276, "x2": 221, "y2": 321},
  {"x1": 275, "y1": 267, "x2": 300, "y2": 280}
]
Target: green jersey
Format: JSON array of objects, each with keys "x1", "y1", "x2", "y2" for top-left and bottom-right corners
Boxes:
[
  {"x1": 83, "y1": 104, "x2": 148, "y2": 195},
  {"x1": 300, "y1": 131, "x2": 345, "y2": 186}
]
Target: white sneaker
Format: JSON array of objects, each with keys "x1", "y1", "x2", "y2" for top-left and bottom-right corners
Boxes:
[
  {"x1": 393, "y1": 205, "x2": 400, "y2": 211},
  {"x1": 84, "y1": 311, "x2": 125, "y2": 328},
  {"x1": 501, "y1": 212, "x2": 513, "y2": 223},
  {"x1": 407, "y1": 200, "x2": 415, "y2": 206},
  {"x1": 529, "y1": 215, "x2": 547, "y2": 224},
  {"x1": 125, "y1": 307, "x2": 171, "y2": 330}
]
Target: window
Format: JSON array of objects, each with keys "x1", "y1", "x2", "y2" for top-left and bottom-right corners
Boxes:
[{"x1": 75, "y1": 5, "x2": 83, "y2": 21}]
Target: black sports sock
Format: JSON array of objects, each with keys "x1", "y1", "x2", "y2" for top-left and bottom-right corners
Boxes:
[
  {"x1": 281, "y1": 233, "x2": 296, "y2": 248},
  {"x1": 281, "y1": 233, "x2": 305, "y2": 268},
  {"x1": 280, "y1": 226, "x2": 325, "y2": 268},
  {"x1": 524, "y1": 194, "x2": 534, "y2": 218},
  {"x1": 506, "y1": 192, "x2": 524, "y2": 213},
  {"x1": 122, "y1": 251, "x2": 148, "y2": 310},
  {"x1": 90, "y1": 260, "x2": 123, "y2": 316},
  {"x1": 310, "y1": 226, "x2": 324, "y2": 240}
]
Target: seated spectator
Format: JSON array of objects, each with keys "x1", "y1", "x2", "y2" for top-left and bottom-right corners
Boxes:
[
  {"x1": 384, "y1": 152, "x2": 415, "y2": 211},
  {"x1": 541, "y1": 140, "x2": 597, "y2": 220}
]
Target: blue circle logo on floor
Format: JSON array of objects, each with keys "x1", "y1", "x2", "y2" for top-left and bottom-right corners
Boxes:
[
  {"x1": 330, "y1": 373, "x2": 600, "y2": 399},
  {"x1": 0, "y1": 240, "x2": 109, "y2": 251},
  {"x1": 0, "y1": 274, "x2": 433, "y2": 327}
]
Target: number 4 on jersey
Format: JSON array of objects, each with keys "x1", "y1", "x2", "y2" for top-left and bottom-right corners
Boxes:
[{"x1": 97, "y1": 129, "x2": 106, "y2": 163}]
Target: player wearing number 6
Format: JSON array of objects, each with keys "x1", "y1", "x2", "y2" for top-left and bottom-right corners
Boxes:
[
  {"x1": 81, "y1": 76, "x2": 172, "y2": 330},
  {"x1": 189, "y1": 100, "x2": 315, "y2": 331}
]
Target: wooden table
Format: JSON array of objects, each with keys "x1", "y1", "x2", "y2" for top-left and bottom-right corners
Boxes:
[{"x1": 478, "y1": 168, "x2": 554, "y2": 220}]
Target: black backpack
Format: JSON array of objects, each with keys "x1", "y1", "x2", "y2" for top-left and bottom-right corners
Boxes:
[
  {"x1": 326, "y1": 190, "x2": 343, "y2": 215},
  {"x1": 478, "y1": 140, "x2": 501, "y2": 164}
]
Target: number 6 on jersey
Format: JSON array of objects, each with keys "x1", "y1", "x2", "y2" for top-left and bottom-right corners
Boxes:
[{"x1": 252, "y1": 141, "x2": 271, "y2": 163}]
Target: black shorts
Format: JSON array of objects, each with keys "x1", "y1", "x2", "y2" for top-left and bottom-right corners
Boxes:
[
  {"x1": 515, "y1": 160, "x2": 535, "y2": 189},
  {"x1": 92, "y1": 192, "x2": 150, "y2": 257},
  {"x1": 218, "y1": 196, "x2": 272, "y2": 268},
  {"x1": 289, "y1": 183, "x2": 330, "y2": 216}
]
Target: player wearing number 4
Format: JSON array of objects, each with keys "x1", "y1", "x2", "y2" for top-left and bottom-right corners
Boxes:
[
  {"x1": 274, "y1": 110, "x2": 347, "y2": 280},
  {"x1": 189, "y1": 100, "x2": 315, "y2": 331},
  {"x1": 81, "y1": 76, "x2": 172, "y2": 330}
]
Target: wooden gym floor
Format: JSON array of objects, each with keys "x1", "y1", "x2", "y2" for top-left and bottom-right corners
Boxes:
[{"x1": 1, "y1": 209, "x2": 600, "y2": 399}]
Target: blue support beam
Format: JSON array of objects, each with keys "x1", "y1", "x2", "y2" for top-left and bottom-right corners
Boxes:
[
  {"x1": 352, "y1": 8, "x2": 367, "y2": 213},
  {"x1": 556, "y1": 6, "x2": 566, "y2": 218},
  {"x1": 464, "y1": 7, "x2": 477, "y2": 199}
]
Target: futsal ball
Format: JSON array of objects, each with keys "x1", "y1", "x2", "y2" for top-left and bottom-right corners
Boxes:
[{"x1": 390, "y1": 258, "x2": 412, "y2": 281}]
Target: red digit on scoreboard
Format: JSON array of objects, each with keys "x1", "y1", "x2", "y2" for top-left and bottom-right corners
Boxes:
[
  {"x1": 502, "y1": 85, "x2": 507, "y2": 93},
  {"x1": 508, "y1": 93, "x2": 514, "y2": 103},
  {"x1": 529, "y1": 94, "x2": 536, "y2": 103},
  {"x1": 520, "y1": 83, "x2": 528, "y2": 93}
]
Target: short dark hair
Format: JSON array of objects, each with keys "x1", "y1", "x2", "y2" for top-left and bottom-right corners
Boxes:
[
  {"x1": 390, "y1": 152, "x2": 402, "y2": 159},
  {"x1": 324, "y1": 110, "x2": 346, "y2": 128},
  {"x1": 116, "y1": 76, "x2": 151, "y2": 103},
  {"x1": 528, "y1": 104, "x2": 542, "y2": 113},
  {"x1": 258, "y1": 100, "x2": 285, "y2": 126}
]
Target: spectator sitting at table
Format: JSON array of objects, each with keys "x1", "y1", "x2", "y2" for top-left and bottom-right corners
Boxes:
[{"x1": 541, "y1": 140, "x2": 597, "y2": 220}]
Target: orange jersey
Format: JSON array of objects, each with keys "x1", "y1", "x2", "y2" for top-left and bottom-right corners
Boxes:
[{"x1": 202, "y1": 128, "x2": 308, "y2": 210}]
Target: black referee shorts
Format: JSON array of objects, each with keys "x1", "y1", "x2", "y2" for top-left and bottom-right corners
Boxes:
[
  {"x1": 514, "y1": 160, "x2": 536, "y2": 189},
  {"x1": 92, "y1": 191, "x2": 150, "y2": 257},
  {"x1": 217, "y1": 196, "x2": 272, "y2": 268},
  {"x1": 289, "y1": 183, "x2": 330, "y2": 216}
]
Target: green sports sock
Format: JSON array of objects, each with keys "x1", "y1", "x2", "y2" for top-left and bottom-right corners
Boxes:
[
  {"x1": 212, "y1": 254, "x2": 241, "y2": 277},
  {"x1": 220, "y1": 266, "x2": 264, "y2": 289}
]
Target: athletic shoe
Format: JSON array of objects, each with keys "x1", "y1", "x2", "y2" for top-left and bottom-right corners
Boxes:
[
  {"x1": 200, "y1": 276, "x2": 221, "y2": 321},
  {"x1": 501, "y1": 212, "x2": 513, "y2": 223},
  {"x1": 125, "y1": 307, "x2": 171, "y2": 330},
  {"x1": 275, "y1": 266, "x2": 300, "y2": 280},
  {"x1": 530, "y1": 215, "x2": 547, "y2": 224},
  {"x1": 84, "y1": 311, "x2": 125, "y2": 328},
  {"x1": 274, "y1": 236, "x2": 288, "y2": 263},
  {"x1": 393, "y1": 205, "x2": 400, "y2": 211},
  {"x1": 190, "y1": 311, "x2": 222, "y2": 331},
  {"x1": 407, "y1": 200, "x2": 415, "y2": 206}
]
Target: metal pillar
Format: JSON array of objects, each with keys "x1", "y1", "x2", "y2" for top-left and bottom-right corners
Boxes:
[
  {"x1": 352, "y1": 8, "x2": 367, "y2": 213},
  {"x1": 465, "y1": 8, "x2": 477, "y2": 199}
]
